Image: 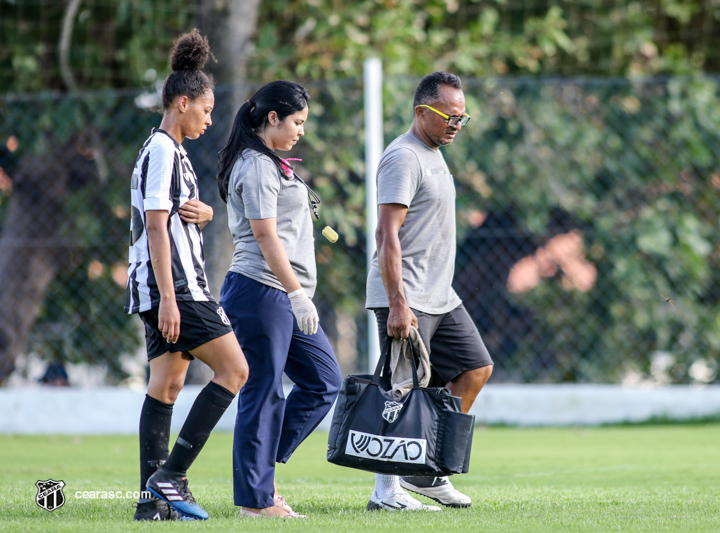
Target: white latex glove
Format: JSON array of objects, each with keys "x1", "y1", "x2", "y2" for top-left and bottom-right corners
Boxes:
[{"x1": 288, "y1": 288, "x2": 319, "y2": 335}]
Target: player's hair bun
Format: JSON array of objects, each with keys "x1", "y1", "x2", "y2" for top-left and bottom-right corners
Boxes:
[
  {"x1": 170, "y1": 29, "x2": 211, "y2": 72},
  {"x1": 161, "y1": 29, "x2": 215, "y2": 109}
]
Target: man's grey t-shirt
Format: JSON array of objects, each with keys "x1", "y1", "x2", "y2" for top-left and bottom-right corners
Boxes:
[
  {"x1": 366, "y1": 132, "x2": 462, "y2": 314},
  {"x1": 227, "y1": 149, "x2": 317, "y2": 298}
]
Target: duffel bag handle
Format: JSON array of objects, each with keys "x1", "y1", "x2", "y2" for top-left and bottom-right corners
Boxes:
[
  {"x1": 371, "y1": 335, "x2": 421, "y2": 389},
  {"x1": 370, "y1": 337, "x2": 392, "y2": 386}
]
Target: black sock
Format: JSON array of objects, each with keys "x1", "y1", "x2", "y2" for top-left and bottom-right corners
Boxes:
[
  {"x1": 139, "y1": 394, "x2": 173, "y2": 493},
  {"x1": 163, "y1": 381, "x2": 235, "y2": 476}
]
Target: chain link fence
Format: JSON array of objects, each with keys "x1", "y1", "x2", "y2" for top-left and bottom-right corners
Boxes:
[{"x1": 1, "y1": 76, "x2": 720, "y2": 385}]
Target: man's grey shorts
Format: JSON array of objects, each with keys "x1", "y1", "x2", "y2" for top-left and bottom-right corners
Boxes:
[{"x1": 372, "y1": 304, "x2": 493, "y2": 386}]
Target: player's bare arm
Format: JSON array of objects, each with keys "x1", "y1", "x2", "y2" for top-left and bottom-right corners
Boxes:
[
  {"x1": 376, "y1": 203, "x2": 418, "y2": 339},
  {"x1": 146, "y1": 210, "x2": 180, "y2": 343},
  {"x1": 178, "y1": 199, "x2": 213, "y2": 229}
]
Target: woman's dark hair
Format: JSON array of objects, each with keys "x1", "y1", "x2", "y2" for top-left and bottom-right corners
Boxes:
[
  {"x1": 162, "y1": 29, "x2": 215, "y2": 110},
  {"x1": 217, "y1": 80, "x2": 310, "y2": 202}
]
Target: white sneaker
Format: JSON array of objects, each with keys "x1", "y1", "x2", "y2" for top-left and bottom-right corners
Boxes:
[
  {"x1": 400, "y1": 476, "x2": 471, "y2": 508},
  {"x1": 366, "y1": 489, "x2": 442, "y2": 511}
]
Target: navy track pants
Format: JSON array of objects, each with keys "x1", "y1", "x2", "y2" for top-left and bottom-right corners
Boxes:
[{"x1": 220, "y1": 272, "x2": 342, "y2": 508}]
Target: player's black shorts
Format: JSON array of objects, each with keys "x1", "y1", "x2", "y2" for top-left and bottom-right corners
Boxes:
[
  {"x1": 139, "y1": 300, "x2": 233, "y2": 361},
  {"x1": 372, "y1": 304, "x2": 493, "y2": 386}
]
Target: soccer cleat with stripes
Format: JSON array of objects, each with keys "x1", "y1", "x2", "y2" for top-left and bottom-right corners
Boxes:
[
  {"x1": 146, "y1": 468, "x2": 208, "y2": 520},
  {"x1": 366, "y1": 489, "x2": 442, "y2": 511},
  {"x1": 400, "y1": 476, "x2": 471, "y2": 508},
  {"x1": 133, "y1": 498, "x2": 185, "y2": 521}
]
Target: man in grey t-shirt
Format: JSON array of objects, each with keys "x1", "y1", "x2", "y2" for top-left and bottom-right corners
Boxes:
[{"x1": 366, "y1": 72, "x2": 494, "y2": 512}]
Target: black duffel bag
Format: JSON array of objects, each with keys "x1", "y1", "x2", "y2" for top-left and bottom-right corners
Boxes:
[{"x1": 327, "y1": 337, "x2": 474, "y2": 476}]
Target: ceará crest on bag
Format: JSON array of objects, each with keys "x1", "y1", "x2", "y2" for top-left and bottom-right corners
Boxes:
[{"x1": 382, "y1": 401, "x2": 404, "y2": 423}]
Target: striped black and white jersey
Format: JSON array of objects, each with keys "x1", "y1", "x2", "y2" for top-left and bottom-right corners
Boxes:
[{"x1": 125, "y1": 129, "x2": 212, "y2": 314}]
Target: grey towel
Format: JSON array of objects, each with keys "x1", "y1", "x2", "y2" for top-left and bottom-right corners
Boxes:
[{"x1": 390, "y1": 326, "x2": 431, "y2": 400}]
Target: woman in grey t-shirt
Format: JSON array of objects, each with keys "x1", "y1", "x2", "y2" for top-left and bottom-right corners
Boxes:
[{"x1": 217, "y1": 81, "x2": 341, "y2": 518}]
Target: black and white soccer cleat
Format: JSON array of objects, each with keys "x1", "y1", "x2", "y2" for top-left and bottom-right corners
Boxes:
[
  {"x1": 146, "y1": 467, "x2": 208, "y2": 520},
  {"x1": 132, "y1": 498, "x2": 186, "y2": 521}
]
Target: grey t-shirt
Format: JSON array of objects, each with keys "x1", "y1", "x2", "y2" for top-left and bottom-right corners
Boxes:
[
  {"x1": 227, "y1": 149, "x2": 317, "y2": 297},
  {"x1": 366, "y1": 132, "x2": 462, "y2": 314}
]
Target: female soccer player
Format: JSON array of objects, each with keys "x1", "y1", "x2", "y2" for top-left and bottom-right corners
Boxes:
[
  {"x1": 217, "y1": 81, "x2": 342, "y2": 518},
  {"x1": 125, "y1": 30, "x2": 248, "y2": 521}
]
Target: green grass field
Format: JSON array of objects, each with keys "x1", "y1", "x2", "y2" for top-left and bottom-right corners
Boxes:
[{"x1": 1, "y1": 425, "x2": 719, "y2": 532}]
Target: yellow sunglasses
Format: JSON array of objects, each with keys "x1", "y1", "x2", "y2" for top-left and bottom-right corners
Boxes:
[{"x1": 418, "y1": 104, "x2": 471, "y2": 126}]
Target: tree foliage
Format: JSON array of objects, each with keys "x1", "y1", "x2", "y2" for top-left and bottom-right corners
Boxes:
[
  {"x1": 1, "y1": 1, "x2": 719, "y2": 383},
  {"x1": 249, "y1": 0, "x2": 720, "y2": 80},
  {"x1": 0, "y1": 0, "x2": 195, "y2": 92}
]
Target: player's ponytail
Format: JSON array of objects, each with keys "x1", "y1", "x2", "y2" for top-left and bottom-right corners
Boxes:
[
  {"x1": 162, "y1": 29, "x2": 215, "y2": 110},
  {"x1": 217, "y1": 80, "x2": 310, "y2": 203}
]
